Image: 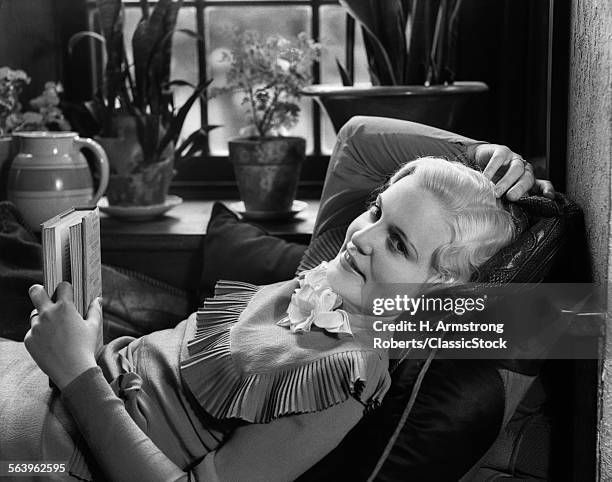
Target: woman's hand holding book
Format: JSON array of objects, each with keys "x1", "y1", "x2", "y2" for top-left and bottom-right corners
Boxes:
[{"x1": 25, "y1": 282, "x2": 102, "y2": 390}]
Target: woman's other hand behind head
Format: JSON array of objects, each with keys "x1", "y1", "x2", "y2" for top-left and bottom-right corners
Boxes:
[{"x1": 474, "y1": 143, "x2": 555, "y2": 201}]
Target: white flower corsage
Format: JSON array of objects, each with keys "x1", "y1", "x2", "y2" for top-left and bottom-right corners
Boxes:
[{"x1": 277, "y1": 262, "x2": 353, "y2": 336}]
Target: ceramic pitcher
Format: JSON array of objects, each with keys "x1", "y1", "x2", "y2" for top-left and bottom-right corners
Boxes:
[{"x1": 7, "y1": 132, "x2": 109, "y2": 231}]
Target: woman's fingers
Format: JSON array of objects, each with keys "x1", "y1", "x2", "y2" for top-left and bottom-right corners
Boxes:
[
  {"x1": 24, "y1": 285, "x2": 99, "y2": 390},
  {"x1": 86, "y1": 297, "x2": 104, "y2": 357},
  {"x1": 534, "y1": 179, "x2": 556, "y2": 199},
  {"x1": 481, "y1": 145, "x2": 511, "y2": 180},
  {"x1": 506, "y1": 178, "x2": 532, "y2": 200},
  {"x1": 54, "y1": 281, "x2": 74, "y2": 303},
  {"x1": 496, "y1": 158, "x2": 534, "y2": 200},
  {"x1": 85, "y1": 297, "x2": 103, "y2": 324},
  {"x1": 29, "y1": 308, "x2": 39, "y2": 324},
  {"x1": 28, "y1": 284, "x2": 52, "y2": 312},
  {"x1": 475, "y1": 143, "x2": 556, "y2": 201}
]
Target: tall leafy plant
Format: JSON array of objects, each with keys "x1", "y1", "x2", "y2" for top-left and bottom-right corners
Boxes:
[
  {"x1": 69, "y1": 0, "x2": 212, "y2": 168},
  {"x1": 339, "y1": 0, "x2": 463, "y2": 86}
]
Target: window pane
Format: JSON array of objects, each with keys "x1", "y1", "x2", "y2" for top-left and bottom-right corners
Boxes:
[
  {"x1": 169, "y1": 9, "x2": 200, "y2": 143},
  {"x1": 319, "y1": 5, "x2": 345, "y2": 84},
  {"x1": 353, "y1": 22, "x2": 371, "y2": 84},
  {"x1": 318, "y1": 5, "x2": 371, "y2": 86},
  {"x1": 318, "y1": 5, "x2": 370, "y2": 153},
  {"x1": 206, "y1": 6, "x2": 313, "y2": 155},
  {"x1": 319, "y1": 5, "x2": 344, "y2": 154},
  {"x1": 320, "y1": 113, "x2": 337, "y2": 155},
  {"x1": 320, "y1": 5, "x2": 370, "y2": 155},
  {"x1": 122, "y1": 8, "x2": 140, "y2": 57}
]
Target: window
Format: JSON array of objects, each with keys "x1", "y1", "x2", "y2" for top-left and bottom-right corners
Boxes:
[{"x1": 86, "y1": 0, "x2": 369, "y2": 194}]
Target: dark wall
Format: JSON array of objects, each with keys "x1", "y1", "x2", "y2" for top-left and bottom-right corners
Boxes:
[
  {"x1": 0, "y1": 0, "x2": 89, "y2": 103},
  {"x1": 456, "y1": 0, "x2": 550, "y2": 161},
  {"x1": 0, "y1": 0, "x2": 63, "y2": 100}
]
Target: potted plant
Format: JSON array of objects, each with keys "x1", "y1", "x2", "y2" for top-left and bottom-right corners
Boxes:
[
  {"x1": 0, "y1": 67, "x2": 30, "y2": 192},
  {"x1": 0, "y1": 67, "x2": 71, "y2": 198},
  {"x1": 217, "y1": 29, "x2": 321, "y2": 215},
  {"x1": 303, "y1": 0, "x2": 488, "y2": 133},
  {"x1": 69, "y1": 0, "x2": 212, "y2": 206}
]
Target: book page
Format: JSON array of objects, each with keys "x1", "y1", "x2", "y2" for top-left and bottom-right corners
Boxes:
[
  {"x1": 42, "y1": 209, "x2": 87, "y2": 297},
  {"x1": 81, "y1": 208, "x2": 102, "y2": 312},
  {"x1": 69, "y1": 223, "x2": 84, "y2": 315}
]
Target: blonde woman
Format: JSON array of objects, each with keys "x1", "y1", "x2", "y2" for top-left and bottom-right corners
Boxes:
[{"x1": 1, "y1": 117, "x2": 554, "y2": 481}]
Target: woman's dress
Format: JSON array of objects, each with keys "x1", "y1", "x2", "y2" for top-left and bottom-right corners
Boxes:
[
  {"x1": 0, "y1": 117, "x2": 477, "y2": 480},
  {"x1": 1, "y1": 278, "x2": 390, "y2": 481}
]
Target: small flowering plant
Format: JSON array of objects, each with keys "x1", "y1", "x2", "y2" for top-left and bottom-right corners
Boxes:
[
  {"x1": 218, "y1": 29, "x2": 322, "y2": 138},
  {"x1": 0, "y1": 67, "x2": 70, "y2": 135},
  {"x1": 278, "y1": 262, "x2": 353, "y2": 336},
  {"x1": 9, "y1": 82, "x2": 71, "y2": 133},
  {"x1": 0, "y1": 67, "x2": 30, "y2": 135}
]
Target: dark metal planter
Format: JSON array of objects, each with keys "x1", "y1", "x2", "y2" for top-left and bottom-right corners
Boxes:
[
  {"x1": 302, "y1": 81, "x2": 489, "y2": 133},
  {"x1": 229, "y1": 136, "x2": 305, "y2": 213}
]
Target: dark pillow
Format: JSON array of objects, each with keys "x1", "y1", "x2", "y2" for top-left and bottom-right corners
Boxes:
[
  {"x1": 298, "y1": 360, "x2": 505, "y2": 482},
  {"x1": 199, "y1": 202, "x2": 307, "y2": 299},
  {"x1": 297, "y1": 194, "x2": 584, "y2": 481}
]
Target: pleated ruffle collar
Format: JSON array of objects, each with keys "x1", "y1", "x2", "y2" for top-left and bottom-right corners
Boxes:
[{"x1": 180, "y1": 277, "x2": 390, "y2": 423}]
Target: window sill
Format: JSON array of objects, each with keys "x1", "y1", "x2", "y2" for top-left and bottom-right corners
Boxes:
[
  {"x1": 170, "y1": 182, "x2": 324, "y2": 201},
  {"x1": 101, "y1": 198, "x2": 319, "y2": 248},
  {"x1": 100, "y1": 199, "x2": 319, "y2": 289}
]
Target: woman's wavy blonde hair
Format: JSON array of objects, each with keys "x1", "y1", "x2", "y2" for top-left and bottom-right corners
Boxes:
[{"x1": 389, "y1": 157, "x2": 515, "y2": 284}]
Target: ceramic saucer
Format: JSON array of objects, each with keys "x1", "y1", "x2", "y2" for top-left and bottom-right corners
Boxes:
[
  {"x1": 98, "y1": 195, "x2": 183, "y2": 221},
  {"x1": 229, "y1": 200, "x2": 308, "y2": 221}
]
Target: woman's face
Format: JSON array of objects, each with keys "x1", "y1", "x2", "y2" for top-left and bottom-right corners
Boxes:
[{"x1": 327, "y1": 175, "x2": 452, "y2": 313}]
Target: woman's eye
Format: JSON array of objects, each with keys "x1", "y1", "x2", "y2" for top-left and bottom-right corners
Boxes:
[
  {"x1": 369, "y1": 203, "x2": 382, "y2": 220},
  {"x1": 388, "y1": 234, "x2": 407, "y2": 256}
]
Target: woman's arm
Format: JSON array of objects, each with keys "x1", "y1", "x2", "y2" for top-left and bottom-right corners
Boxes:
[
  {"x1": 61, "y1": 367, "x2": 194, "y2": 481},
  {"x1": 314, "y1": 116, "x2": 553, "y2": 237},
  {"x1": 314, "y1": 116, "x2": 475, "y2": 236},
  {"x1": 26, "y1": 283, "x2": 366, "y2": 481},
  {"x1": 62, "y1": 366, "x2": 363, "y2": 482},
  {"x1": 214, "y1": 397, "x2": 363, "y2": 482}
]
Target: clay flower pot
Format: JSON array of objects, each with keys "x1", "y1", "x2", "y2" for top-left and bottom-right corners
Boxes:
[
  {"x1": 97, "y1": 115, "x2": 176, "y2": 207},
  {"x1": 105, "y1": 156, "x2": 175, "y2": 206},
  {"x1": 229, "y1": 136, "x2": 305, "y2": 214}
]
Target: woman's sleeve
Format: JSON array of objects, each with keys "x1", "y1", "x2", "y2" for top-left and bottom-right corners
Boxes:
[
  {"x1": 314, "y1": 116, "x2": 484, "y2": 237},
  {"x1": 61, "y1": 367, "x2": 198, "y2": 481},
  {"x1": 62, "y1": 366, "x2": 368, "y2": 482},
  {"x1": 213, "y1": 395, "x2": 365, "y2": 482}
]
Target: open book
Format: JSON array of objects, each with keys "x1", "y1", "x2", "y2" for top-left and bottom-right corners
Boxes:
[{"x1": 41, "y1": 207, "x2": 102, "y2": 316}]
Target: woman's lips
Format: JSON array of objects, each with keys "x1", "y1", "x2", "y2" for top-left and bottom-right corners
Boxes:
[{"x1": 340, "y1": 250, "x2": 365, "y2": 280}]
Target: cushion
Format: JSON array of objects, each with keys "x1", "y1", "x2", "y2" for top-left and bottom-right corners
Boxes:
[
  {"x1": 0, "y1": 202, "x2": 43, "y2": 341},
  {"x1": 0, "y1": 201, "x2": 190, "y2": 342},
  {"x1": 297, "y1": 193, "x2": 584, "y2": 482},
  {"x1": 199, "y1": 202, "x2": 307, "y2": 299},
  {"x1": 299, "y1": 360, "x2": 505, "y2": 481}
]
